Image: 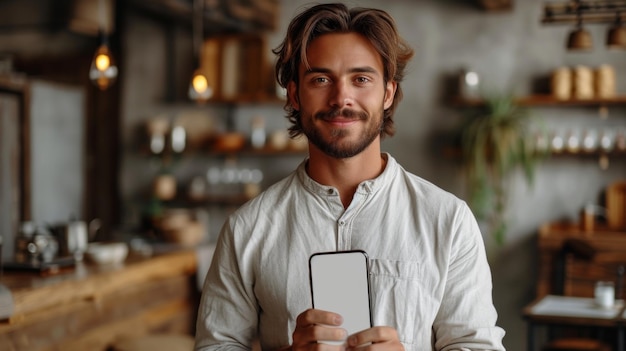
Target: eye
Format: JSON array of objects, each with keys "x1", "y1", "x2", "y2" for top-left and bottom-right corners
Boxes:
[
  {"x1": 355, "y1": 76, "x2": 371, "y2": 84},
  {"x1": 314, "y1": 77, "x2": 329, "y2": 84}
]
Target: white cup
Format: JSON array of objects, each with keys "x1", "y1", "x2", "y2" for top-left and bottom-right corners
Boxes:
[{"x1": 594, "y1": 281, "x2": 615, "y2": 308}]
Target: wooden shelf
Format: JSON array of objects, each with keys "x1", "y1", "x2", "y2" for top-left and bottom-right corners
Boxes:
[
  {"x1": 442, "y1": 146, "x2": 626, "y2": 159},
  {"x1": 206, "y1": 147, "x2": 307, "y2": 157},
  {"x1": 174, "y1": 194, "x2": 251, "y2": 207},
  {"x1": 552, "y1": 151, "x2": 626, "y2": 157},
  {"x1": 141, "y1": 147, "x2": 307, "y2": 159},
  {"x1": 518, "y1": 95, "x2": 626, "y2": 106},
  {"x1": 452, "y1": 95, "x2": 626, "y2": 107},
  {"x1": 207, "y1": 95, "x2": 286, "y2": 106}
]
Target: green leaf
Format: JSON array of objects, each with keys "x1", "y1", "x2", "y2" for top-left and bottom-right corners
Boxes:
[{"x1": 458, "y1": 93, "x2": 541, "y2": 245}]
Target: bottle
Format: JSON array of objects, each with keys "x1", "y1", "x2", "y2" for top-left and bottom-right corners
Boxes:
[
  {"x1": 565, "y1": 130, "x2": 580, "y2": 154},
  {"x1": 250, "y1": 116, "x2": 266, "y2": 149},
  {"x1": 580, "y1": 204, "x2": 595, "y2": 234}
]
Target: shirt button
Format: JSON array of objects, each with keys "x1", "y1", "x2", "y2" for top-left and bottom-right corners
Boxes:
[
  {"x1": 339, "y1": 220, "x2": 345, "y2": 226},
  {"x1": 328, "y1": 189, "x2": 334, "y2": 195}
]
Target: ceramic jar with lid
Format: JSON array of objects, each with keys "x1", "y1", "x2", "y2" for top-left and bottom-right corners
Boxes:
[
  {"x1": 595, "y1": 64, "x2": 616, "y2": 99},
  {"x1": 551, "y1": 67, "x2": 572, "y2": 100},
  {"x1": 573, "y1": 65, "x2": 594, "y2": 100}
]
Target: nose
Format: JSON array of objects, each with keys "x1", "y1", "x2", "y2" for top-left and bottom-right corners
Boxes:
[{"x1": 329, "y1": 79, "x2": 354, "y2": 108}]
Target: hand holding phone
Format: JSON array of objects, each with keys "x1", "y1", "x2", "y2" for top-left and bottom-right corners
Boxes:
[{"x1": 309, "y1": 250, "x2": 372, "y2": 343}]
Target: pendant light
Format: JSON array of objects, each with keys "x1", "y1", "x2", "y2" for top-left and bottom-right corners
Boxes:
[
  {"x1": 607, "y1": 12, "x2": 626, "y2": 49},
  {"x1": 188, "y1": 0, "x2": 212, "y2": 102},
  {"x1": 89, "y1": 0, "x2": 118, "y2": 90},
  {"x1": 542, "y1": 1, "x2": 626, "y2": 51},
  {"x1": 567, "y1": 24, "x2": 593, "y2": 51},
  {"x1": 567, "y1": 7, "x2": 593, "y2": 51}
]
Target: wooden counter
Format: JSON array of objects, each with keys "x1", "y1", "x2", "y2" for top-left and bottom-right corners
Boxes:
[{"x1": 0, "y1": 249, "x2": 199, "y2": 351}]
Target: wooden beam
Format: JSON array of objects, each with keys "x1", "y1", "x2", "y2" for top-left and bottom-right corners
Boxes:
[
  {"x1": 127, "y1": 0, "x2": 279, "y2": 32},
  {"x1": 477, "y1": 0, "x2": 513, "y2": 11}
]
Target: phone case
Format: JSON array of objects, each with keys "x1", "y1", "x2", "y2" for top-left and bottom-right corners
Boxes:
[{"x1": 309, "y1": 250, "x2": 372, "y2": 342}]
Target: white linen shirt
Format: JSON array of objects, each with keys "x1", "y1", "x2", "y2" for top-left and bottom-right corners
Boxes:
[{"x1": 195, "y1": 154, "x2": 506, "y2": 351}]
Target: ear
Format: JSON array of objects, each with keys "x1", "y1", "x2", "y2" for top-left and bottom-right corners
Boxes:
[
  {"x1": 287, "y1": 81, "x2": 300, "y2": 111},
  {"x1": 383, "y1": 81, "x2": 397, "y2": 110}
]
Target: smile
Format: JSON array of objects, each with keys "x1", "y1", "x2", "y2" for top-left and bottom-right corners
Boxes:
[
  {"x1": 322, "y1": 118, "x2": 360, "y2": 128},
  {"x1": 315, "y1": 108, "x2": 368, "y2": 124}
]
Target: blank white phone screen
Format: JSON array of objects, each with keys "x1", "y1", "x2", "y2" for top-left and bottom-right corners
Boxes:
[{"x1": 309, "y1": 251, "x2": 372, "y2": 338}]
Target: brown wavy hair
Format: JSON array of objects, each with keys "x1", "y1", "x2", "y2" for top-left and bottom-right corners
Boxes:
[{"x1": 273, "y1": 3, "x2": 414, "y2": 138}]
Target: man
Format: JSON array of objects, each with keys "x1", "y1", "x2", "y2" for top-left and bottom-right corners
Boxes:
[{"x1": 195, "y1": 3, "x2": 506, "y2": 351}]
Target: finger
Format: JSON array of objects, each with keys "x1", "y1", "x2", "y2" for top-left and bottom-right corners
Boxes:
[
  {"x1": 296, "y1": 309, "x2": 344, "y2": 327},
  {"x1": 308, "y1": 342, "x2": 347, "y2": 351},
  {"x1": 348, "y1": 327, "x2": 400, "y2": 348},
  {"x1": 293, "y1": 310, "x2": 348, "y2": 351},
  {"x1": 293, "y1": 324, "x2": 348, "y2": 345},
  {"x1": 349, "y1": 340, "x2": 404, "y2": 351}
]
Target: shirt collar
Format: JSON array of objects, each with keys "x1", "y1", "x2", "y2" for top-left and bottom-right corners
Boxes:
[{"x1": 296, "y1": 153, "x2": 398, "y2": 197}]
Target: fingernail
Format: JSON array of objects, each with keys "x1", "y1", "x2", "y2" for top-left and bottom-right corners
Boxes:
[
  {"x1": 342, "y1": 329, "x2": 349, "y2": 338},
  {"x1": 334, "y1": 315, "x2": 343, "y2": 325},
  {"x1": 349, "y1": 336, "x2": 357, "y2": 346}
]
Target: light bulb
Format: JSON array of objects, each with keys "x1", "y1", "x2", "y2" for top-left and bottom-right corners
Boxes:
[
  {"x1": 89, "y1": 43, "x2": 118, "y2": 90},
  {"x1": 95, "y1": 54, "x2": 110, "y2": 71},
  {"x1": 192, "y1": 74, "x2": 208, "y2": 93},
  {"x1": 188, "y1": 69, "x2": 213, "y2": 101}
]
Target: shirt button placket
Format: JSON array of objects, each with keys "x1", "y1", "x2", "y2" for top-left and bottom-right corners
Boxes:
[
  {"x1": 337, "y1": 218, "x2": 350, "y2": 250},
  {"x1": 327, "y1": 187, "x2": 349, "y2": 250}
]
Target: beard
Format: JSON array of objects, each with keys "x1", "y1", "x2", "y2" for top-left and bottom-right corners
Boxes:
[{"x1": 301, "y1": 107, "x2": 383, "y2": 159}]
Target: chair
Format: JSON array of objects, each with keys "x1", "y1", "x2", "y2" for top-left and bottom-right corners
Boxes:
[{"x1": 542, "y1": 239, "x2": 626, "y2": 351}]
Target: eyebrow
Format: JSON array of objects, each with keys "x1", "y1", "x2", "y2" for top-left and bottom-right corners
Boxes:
[{"x1": 304, "y1": 66, "x2": 380, "y2": 76}]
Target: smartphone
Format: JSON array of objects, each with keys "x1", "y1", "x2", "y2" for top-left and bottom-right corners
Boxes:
[{"x1": 309, "y1": 250, "x2": 372, "y2": 342}]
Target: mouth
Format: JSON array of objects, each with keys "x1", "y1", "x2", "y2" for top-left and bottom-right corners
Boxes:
[
  {"x1": 315, "y1": 109, "x2": 367, "y2": 125},
  {"x1": 325, "y1": 119, "x2": 358, "y2": 129}
]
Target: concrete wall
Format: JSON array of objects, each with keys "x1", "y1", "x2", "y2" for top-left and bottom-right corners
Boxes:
[{"x1": 119, "y1": 1, "x2": 626, "y2": 349}]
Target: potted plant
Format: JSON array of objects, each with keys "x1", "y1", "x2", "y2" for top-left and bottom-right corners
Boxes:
[{"x1": 459, "y1": 95, "x2": 541, "y2": 245}]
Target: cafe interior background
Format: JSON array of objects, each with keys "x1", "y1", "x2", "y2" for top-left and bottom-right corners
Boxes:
[{"x1": 0, "y1": 0, "x2": 625, "y2": 350}]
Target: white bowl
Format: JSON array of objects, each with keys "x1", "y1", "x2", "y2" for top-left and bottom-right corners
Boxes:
[{"x1": 85, "y1": 242, "x2": 128, "y2": 265}]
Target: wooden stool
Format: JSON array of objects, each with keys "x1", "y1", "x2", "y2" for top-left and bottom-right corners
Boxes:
[{"x1": 111, "y1": 334, "x2": 195, "y2": 351}]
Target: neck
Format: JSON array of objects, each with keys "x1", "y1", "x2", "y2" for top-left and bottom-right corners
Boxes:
[{"x1": 306, "y1": 143, "x2": 386, "y2": 208}]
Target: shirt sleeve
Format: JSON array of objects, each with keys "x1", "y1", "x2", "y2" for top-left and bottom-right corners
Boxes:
[
  {"x1": 195, "y1": 217, "x2": 258, "y2": 351},
  {"x1": 432, "y1": 203, "x2": 506, "y2": 351}
]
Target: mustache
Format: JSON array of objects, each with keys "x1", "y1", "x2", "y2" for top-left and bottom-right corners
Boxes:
[{"x1": 315, "y1": 108, "x2": 368, "y2": 121}]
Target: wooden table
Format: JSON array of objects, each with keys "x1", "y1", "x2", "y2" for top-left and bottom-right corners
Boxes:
[
  {"x1": 0, "y1": 249, "x2": 199, "y2": 351},
  {"x1": 523, "y1": 295, "x2": 626, "y2": 351}
]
